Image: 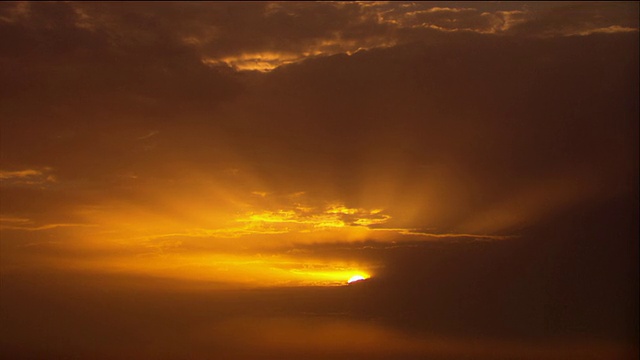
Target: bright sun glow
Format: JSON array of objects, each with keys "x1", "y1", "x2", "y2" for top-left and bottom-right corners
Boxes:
[{"x1": 348, "y1": 275, "x2": 366, "y2": 283}]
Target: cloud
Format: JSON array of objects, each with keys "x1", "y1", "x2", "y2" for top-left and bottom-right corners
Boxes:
[
  {"x1": 3, "y1": 11, "x2": 636, "y2": 265},
  {"x1": 396, "y1": 7, "x2": 524, "y2": 33},
  {"x1": 0, "y1": 216, "x2": 30, "y2": 223},
  {"x1": 0, "y1": 2, "x2": 29, "y2": 24},
  {"x1": 137, "y1": 130, "x2": 159, "y2": 140},
  {"x1": 0, "y1": 169, "x2": 43, "y2": 179},
  {"x1": 507, "y1": 2, "x2": 639, "y2": 37},
  {"x1": 0, "y1": 4, "x2": 637, "y2": 357},
  {"x1": 0, "y1": 221, "x2": 95, "y2": 231},
  {"x1": 2, "y1": 2, "x2": 631, "y2": 75},
  {"x1": 0, "y1": 168, "x2": 55, "y2": 184},
  {"x1": 235, "y1": 201, "x2": 391, "y2": 230},
  {"x1": 1, "y1": 268, "x2": 636, "y2": 359}
]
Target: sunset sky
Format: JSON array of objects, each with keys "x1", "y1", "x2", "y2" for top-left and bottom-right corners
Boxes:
[{"x1": 1, "y1": 2, "x2": 638, "y2": 359}]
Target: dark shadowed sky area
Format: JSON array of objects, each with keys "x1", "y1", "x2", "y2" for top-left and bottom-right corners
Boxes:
[{"x1": 1, "y1": 2, "x2": 638, "y2": 359}]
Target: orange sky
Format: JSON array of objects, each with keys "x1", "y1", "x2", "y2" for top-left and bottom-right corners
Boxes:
[{"x1": 1, "y1": 2, "x2": 638, "y2": 359}]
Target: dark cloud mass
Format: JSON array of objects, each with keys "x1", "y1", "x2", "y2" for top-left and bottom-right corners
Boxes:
[{"x1": 1, "y1": 2, "x2": 638, "y2": 359}]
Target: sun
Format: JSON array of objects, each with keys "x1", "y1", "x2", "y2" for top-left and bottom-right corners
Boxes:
[{"x1": 347, "y1": 275, "x2": 366, "y2": 284}]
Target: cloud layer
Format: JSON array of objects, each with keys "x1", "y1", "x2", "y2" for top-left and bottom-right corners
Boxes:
[{"x1": 1, "y1": 2, "x2": 638, "y2": 359}]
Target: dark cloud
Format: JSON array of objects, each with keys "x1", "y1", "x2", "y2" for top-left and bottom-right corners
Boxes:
[
  {"x1": 208, "y1": 32, "x2": 638, "y2": 234},
  {"x1": 1, "y1": 2, "x2": 242, "y2": 185},
  {"x1": 1, "y1": 2, "x2": 638, "y2": 359}
]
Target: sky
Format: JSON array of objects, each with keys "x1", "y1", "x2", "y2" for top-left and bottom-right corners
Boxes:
[{"x1": 0, "y1": 1, "x2": 638, "y2": 359}]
